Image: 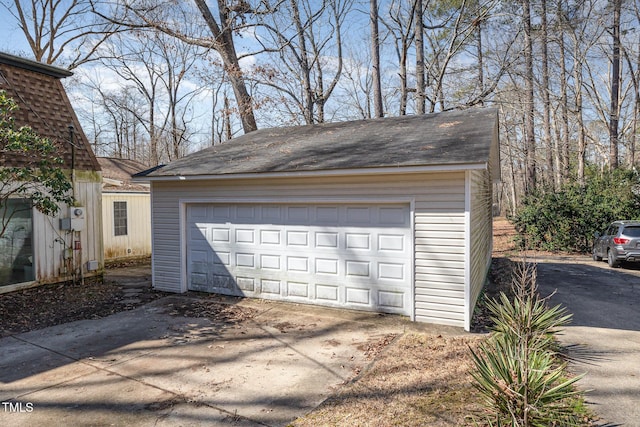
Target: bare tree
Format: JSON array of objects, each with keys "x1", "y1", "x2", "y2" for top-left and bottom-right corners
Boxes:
[
  {"x1": 94, "y1": 0, "x2": 268, "y2": 134},
  {"x1": 254, "y1": 0, "x2": 352, "y2": 124},
  {"x1": 1, "y1": 0, "x2": 117, "y2": 68},
  {"x1": 382, "y1": 0, "x2": 416, "y2": 116},
  {"x1": 81, "y1": 29, "x2": 204, "y2": 164}
]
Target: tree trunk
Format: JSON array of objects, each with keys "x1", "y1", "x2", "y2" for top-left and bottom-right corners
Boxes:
[
  {"x1": 370, "y1": 0, "x2": 383, "y2": 118},
  {"x1": 522, "y1": 0, "x2": 536, "y2": 193},
  {"x1": 609, "y1": 0, "x2": 621, "y2": 170},
  {"x1": 476, "y1": 18, "x2": 484, "y2": 106},
  {"x1": 193, "y1": 0, "x2": 257, "y2": 133},
  {"x1": 415, "y1": 0, "x2": 425, "y2": 114},
  {"x1": 574, "y1": 38, "x2": 586, "y2": 185},
  {"x1": 557, "y1": 0, "x2": 570, "y2": 183},
  {"x1": 289, "y1": 0, "x2": 314, "y2": 124},
  {"x1": 540, "y1": 0, "x2": 553, "y2": 188}
]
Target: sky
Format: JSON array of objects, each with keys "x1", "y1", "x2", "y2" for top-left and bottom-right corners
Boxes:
[{"x1": 0, "y1": 12, "x2": 32, "y2": 58}]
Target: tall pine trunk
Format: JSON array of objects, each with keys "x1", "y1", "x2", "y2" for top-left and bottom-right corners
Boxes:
[
  {"x1": 522, "y1": 0, "x2": 536, "y2": 193},
  {"x1": 371, "y1": 0, "x2": 383, "y2": 118},
  {"x1": 609, "y1": 0, "x2": 621, "y2": 170},
  {"x1": 415, "y1": 0, "x2": 425, "y2": 114}
]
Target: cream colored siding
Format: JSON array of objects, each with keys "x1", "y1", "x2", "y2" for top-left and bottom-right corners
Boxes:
[
  {"x1": 467, "y1": 168, "x2": 493, "y2": 328},
  {"x1": 31, "y1": 179, "x2": 103, "y2": 286},
  {"x1": 102, "y1": 193, "x2": 151, "y2": 260},
  {"x1": 152, "y1": 171, "x2": 467, "y2": 327}
]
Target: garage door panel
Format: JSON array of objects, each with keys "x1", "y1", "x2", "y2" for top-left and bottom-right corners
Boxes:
[
  {"x1": 316, "y1": 283, "x2": 339, "y2": 302},
  {"x1": 317, "y1": 206, "x2": 339, "y2": 223},
  {"x1": 260, "y1": 229, "x2": 281, "y2": 245},
  {"x1": 346, "y1": 233, "x2": 371, "y2": 250},
  {"x1": 235, "y1": 229, "x2": 255, "y2": 243},
  {"x1": 187, "y1": 203, "x2": 411, "y2": 316},
  {"x1": 212, "y1": 228, "x2": 230, "y2": 242},
  {"x1": 316, "y1": 232, "x2": 338, "y2": 248},
  {"x1": 287, "y1": 256, "x2": 309, "y2": 272},
  {"x1": 378, "y1": 290, "x2": 405, "y2": 310},
  {"x1": 189, "y1": 225, "x2": 208, "y2": 242},
  {"x1": 346, "y1": 287, "x2": 371, "y2": 305},
  {"x1": 346, "y1": 260, "x2": 371, "y2": 278},
  {"x1": 378, "y1": 262, "x2": 405, "y2": 280},
  {"x1": 286, "y1": 230, "x2": 309, "y2": 246},
  {"x1": 260, "y1": 279, "x2": 282, "y2": 295},
  {"x1": 260, "y1": 254, "x2": 281, "y2": 270},
  {"x1": 283, "y1": 281, "x2": 307, "y2": 297},
  {"x1": 236, "y1": 276, "x2": 255, "y2": 292}
]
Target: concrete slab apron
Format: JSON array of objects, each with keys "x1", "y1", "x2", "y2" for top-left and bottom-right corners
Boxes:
[{"x1": 0, "y1": 296, "x2": 404, "y2": 426}]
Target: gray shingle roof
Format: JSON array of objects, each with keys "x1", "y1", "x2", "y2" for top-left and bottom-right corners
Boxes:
[{"x1": 145, "y1": 108, "x2": 498, "y2": 178}]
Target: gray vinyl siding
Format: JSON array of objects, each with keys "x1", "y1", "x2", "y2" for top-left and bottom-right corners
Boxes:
[
  {"x1": 467, "y1": 168, "x2": 493, "y2": 329},
  {"x1": 151, "y1": 172, "x2": 467, "y2": 326}
]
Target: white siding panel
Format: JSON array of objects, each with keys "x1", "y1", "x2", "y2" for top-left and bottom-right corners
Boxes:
[
  {"x1": 466, "y1": 168, "x2": 493, "y2": 329},
  {"x1": 151, "y1": 172, "x2": 468, "y2": 326},
  {"x1": 415, "y1": 287, "x2": 464, "y2": 299},
  {"x1": 31, "y1": 179, "x2": 102, "y2": 286},
  {"x1": 102, "y1": 193, "x2": 151, "y2": 260}
]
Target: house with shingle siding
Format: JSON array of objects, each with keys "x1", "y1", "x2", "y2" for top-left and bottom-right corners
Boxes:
[
  {"x1": 0, "y1": 52, "x2": 103, "y2": 292},
  {"x1": 138, "y1": 108, "x2": 499, "y2": 331}
]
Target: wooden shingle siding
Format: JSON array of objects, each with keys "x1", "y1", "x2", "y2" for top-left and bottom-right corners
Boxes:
[
  {"x1": 467, "y1": 168, "x2": 493, "y2": 328},
  {"x1": 0, "y1": 58, "x2": 99, "y2": 172},
  {"x1": 151, "y1": 171, "x2": 468, "y2": 326}
]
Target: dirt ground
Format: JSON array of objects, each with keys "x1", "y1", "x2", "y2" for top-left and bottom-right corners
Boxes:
[{"x1": 0, "y1": 220, "x2": 521, "y2": 426}]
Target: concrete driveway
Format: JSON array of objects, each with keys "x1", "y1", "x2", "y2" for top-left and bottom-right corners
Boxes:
[
  {"x1": 536, "y1": 255, "x2": 640, "y2": 426},
  {"x1": 0, "y1": 295, "x2": 417, "y2": 426}
]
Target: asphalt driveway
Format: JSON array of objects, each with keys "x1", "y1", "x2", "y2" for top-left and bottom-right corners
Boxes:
[
  {"x1": 536, "y1": 255, "x2": 640, "y2": 426},
  {"x1": 0, "y1": 295, "x2": 418, "y2": 426}
]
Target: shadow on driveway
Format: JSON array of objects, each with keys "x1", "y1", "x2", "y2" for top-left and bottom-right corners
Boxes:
[
  {"x1": 0, "y1": 296, "x2": 410, "y2": 426},
  {"x1": 535, "y1": 255, "x2": 640, "y2": 426}
]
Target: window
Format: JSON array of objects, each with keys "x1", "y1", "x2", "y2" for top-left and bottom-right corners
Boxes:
[
  {"x1": 113, "y1": 201, "x2": 128, "y2": 236},
  {"x1": 0, "y1": 198, "x2": 34, "y2": 287}
]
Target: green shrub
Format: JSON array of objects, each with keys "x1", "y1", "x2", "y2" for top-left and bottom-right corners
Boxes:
[
  {"x1": 470, "y1": 260, "x2": 587, "y2": 426},
  {"x1": 512, "y1": 168, "x2": 640, "y2": 252}
]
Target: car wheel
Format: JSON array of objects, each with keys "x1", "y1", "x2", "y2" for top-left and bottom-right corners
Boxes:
[
  {"x1": 608, "y1": 250, "x2": 619, "y2": 268},
  {"x1": 593, "y1": 248, "x2": 602, "y2": 261}
]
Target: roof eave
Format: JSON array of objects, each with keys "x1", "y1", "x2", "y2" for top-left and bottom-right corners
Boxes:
[
  {"x1": 0, "y1": 51, "x2": 72, "y2": 78},
  {"x1": 138, "y1": 163, "x2": 490, "y2": 182}
]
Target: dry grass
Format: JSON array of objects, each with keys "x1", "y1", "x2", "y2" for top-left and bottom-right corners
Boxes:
[
  {"x1": 293, "y1": 218, "x2": 522, "y2": 426},
  {"x1": 493, "y1": 217, "x2": 517, "y2": 255},
  {"x1": 293, "y1": 334, "x2": 486, "y2": 426}
]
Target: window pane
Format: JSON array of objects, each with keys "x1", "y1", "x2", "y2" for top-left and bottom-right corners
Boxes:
[
  {"x1": 0, "y1": 198, "x2": 35, "y2": 286},
  {"x1": 113, "y1": 201, "x2": 128, "y2": 236},
  {"x1": 623, "y1": 226, "x2": 640, "y2": 237}
]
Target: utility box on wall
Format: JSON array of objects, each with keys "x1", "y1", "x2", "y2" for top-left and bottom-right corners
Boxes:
[{"x1": 59, "y1": 206, "x2": 86, "y2": 231}]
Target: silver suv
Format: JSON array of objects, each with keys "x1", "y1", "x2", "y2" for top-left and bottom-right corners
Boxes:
[{"x1": 593, "y1": 221, "x2": 640, "y2": 267}]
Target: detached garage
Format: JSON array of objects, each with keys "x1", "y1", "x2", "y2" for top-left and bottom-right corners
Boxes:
[{"x1": 140, "y1": 108, "x2": 500, "y2": 330}]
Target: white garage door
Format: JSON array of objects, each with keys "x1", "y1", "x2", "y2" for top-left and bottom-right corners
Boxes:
[{"x1": 186, "y1": 203, "x2": 412, "y2": 316}]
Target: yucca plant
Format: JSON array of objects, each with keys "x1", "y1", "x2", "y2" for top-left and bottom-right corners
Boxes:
[
  {"x1": 488, "y1": 261, "x2": 573, "y2": 353},
  {"x1": 470, "y1": 259, "x2": 586, "y2": 426}
]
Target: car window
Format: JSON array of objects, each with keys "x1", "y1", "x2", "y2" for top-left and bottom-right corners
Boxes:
[
  {"x1": 606, "y1": 225, "x2": 617, "y2": 236},
  {"x1": 622, "y1": 226, "x2": 640, "y2": 237}
]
